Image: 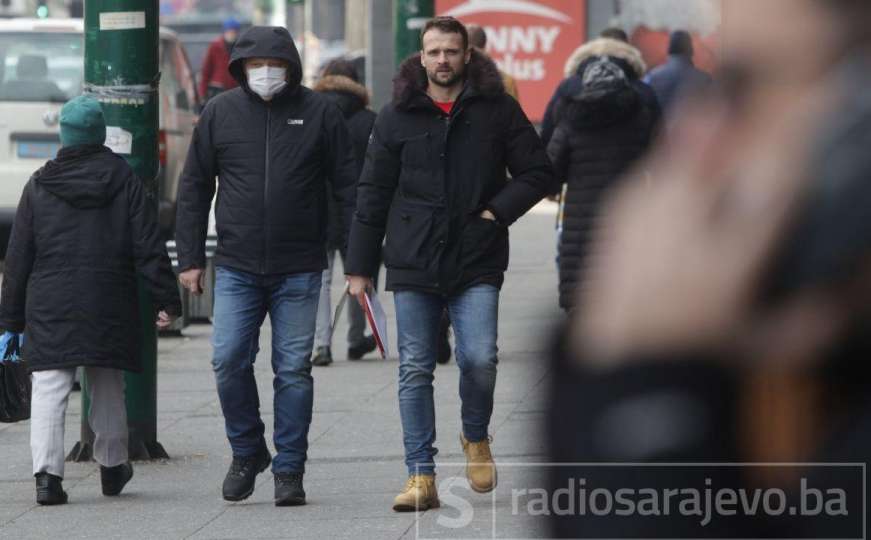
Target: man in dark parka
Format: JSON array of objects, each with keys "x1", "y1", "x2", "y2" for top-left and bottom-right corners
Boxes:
[{"x1": 345, "y1": 17, "x2": 555, "y2": 511}]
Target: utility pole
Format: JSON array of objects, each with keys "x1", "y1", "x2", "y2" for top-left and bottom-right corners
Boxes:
[
  {"x1": 367, "y1": 0, "x2": 393, "y2": 112},
  {"x1": 68, "y1": 0, "x2": 166, "y2": 461}
]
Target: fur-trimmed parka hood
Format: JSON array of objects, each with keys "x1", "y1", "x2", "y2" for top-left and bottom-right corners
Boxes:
[
  {"x1": 314, "y1": 74, "x2": 369, "y2": 117},
  {"x1": 393, "y1": 48, "x2": 505, "y2": 110},
  {"x1": 563, "y1": 38, "x2": 646, "y2": 79}
]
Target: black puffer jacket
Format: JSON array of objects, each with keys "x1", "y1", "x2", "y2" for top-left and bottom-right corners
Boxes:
[
  {"x1": 176, "y1": 26, "x2": 357, "y2": 275},
  {"x1": 0, "y1": 145, "x2": 181, "y2": 372},
  {"x1": 313, "y1": 75, "x2": 376, "y2": 252},
  {"x1": 345, "y1": 49, "x2": 556, "y2": 295},
  {"x1": 548, "y1": 42, "x2": 657, "y2": 310}
]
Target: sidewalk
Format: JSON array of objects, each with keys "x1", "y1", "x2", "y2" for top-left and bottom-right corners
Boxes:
[{"x1": 0, "y1": 205, "x2": 562, "y2": 540}]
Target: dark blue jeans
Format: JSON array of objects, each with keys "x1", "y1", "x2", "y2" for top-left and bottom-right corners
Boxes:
[
  {"x1": 394, "y1": 284, "x2": 499, "y2": 475},
  {"x1": 211, "y1": 266, "x2": 321, "y2": 473}
]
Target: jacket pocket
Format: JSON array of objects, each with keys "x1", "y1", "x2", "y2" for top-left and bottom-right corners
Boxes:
[
  {"x1": 382, "y1": 198, "x2": 435, "y2": 271},
  {"x1": 460, "y1": 215, "x2": 509, "y2": 272}
]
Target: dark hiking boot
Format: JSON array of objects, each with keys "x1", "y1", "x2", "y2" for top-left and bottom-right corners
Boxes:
[
  {"x1": 274, "y1": 472, "x2": 306, "y2": 506},
  {"x1": 222, "y1": 446, "x2": 271, "y2": 501}
]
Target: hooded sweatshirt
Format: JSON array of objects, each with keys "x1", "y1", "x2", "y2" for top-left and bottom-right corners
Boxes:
[{"x1": 175, "y1": 26, "x2": 358, "y2": 275}]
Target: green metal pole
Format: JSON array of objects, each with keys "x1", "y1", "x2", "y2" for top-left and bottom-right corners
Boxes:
[
  {"x1": 394, "y1": 0, "x2": 434, "y2": 67},
  {"x1": 68, "y1": 0, "x2": 166, "y2": 461}
]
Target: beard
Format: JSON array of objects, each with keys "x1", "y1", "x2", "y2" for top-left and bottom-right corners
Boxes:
[{"x1": 427, "y1": 67, "x2": 465, "y2": 88}]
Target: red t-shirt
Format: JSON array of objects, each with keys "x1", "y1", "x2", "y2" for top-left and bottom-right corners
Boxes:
[{"x1": 433, "y1": 100, "x2": 454, "y2": 115}]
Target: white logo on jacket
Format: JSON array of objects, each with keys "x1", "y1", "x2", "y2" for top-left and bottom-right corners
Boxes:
[{"x1": 287, "y1": 119, "x2": 304, "y2": 125}]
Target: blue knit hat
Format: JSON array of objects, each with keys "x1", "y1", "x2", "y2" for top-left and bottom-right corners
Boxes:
[
  {"x1": 59, "y1": 95, "x2": 106, "y2": 147},
  {"x1": 223, "y1": 17, "x2": 241, "y2": 32}
]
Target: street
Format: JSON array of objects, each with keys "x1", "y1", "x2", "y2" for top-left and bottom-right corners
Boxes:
[{"x1": 0, "y1": 204, "x2": 561, "y2": 540}]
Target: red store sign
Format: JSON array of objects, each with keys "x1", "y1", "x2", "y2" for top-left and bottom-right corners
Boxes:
[{"x1": 436, "y1": 0, "x2": 587, "y2": 122}]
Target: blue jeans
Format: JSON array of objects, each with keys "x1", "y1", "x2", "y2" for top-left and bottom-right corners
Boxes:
[
  {"x1": 394, "y1": 284, "x2": 499, "y2": 475},
  {"x1": 211, "y1": 266, "x2": 321, "y2": 473}
]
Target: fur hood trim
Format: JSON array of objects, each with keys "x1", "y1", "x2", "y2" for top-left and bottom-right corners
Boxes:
[
  {"x1": 393, "y1": 48, "x2": 505, "y2": 109},
  {"x1": 313, "y1": 75, "x2": 369, "y2": 107},
  {"x1": 563, "y1": 38, "x2": 647, "y2": 79}
]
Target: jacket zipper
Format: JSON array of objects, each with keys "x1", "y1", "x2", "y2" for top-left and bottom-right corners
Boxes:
[{"x1": 262, "y1": 105, "x2": 271, "y2": 274}]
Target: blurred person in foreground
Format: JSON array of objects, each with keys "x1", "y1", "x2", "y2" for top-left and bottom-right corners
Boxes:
[
  {"x1": 345, "y1": 16, "x2": 554, "y2": 512},
  {"x1": 643, "y1": 29, "x2": 713, "y2": 115},
  {"x1": 199, "y1": 17, "x2": 241, "y2": 103},
  {"x1": 0, "y1": 95, "x2": 181, "y2": 505},
  {"x1": 547, "y1": 37, "x2": 658, "y2": 311},
  {"x1": 311, "y1": 58, "x2": 378, "y2": 366},
  {"x1": 550, "y1": 0, "x2": 871, "y2": 536}
]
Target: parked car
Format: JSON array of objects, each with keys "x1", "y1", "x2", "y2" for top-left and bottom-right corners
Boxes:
[{"x1": 0, "y1": 18, "x2": 199, "y2": 255}]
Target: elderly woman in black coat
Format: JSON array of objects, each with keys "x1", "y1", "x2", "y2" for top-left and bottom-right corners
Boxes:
[
  {"x1": 0, "y1": 95, "x2": 181, "y2": 505},
  {"x1": 547, "y1": 37, "x2": 659, "y2": 311}
]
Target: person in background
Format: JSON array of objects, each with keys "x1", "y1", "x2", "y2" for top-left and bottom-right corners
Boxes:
[
  {"x1": 345, "y1": 16, "x2": 555, "y2": 512},
  {"x1": 547, "y1": 37, "x2": 658, "y2": 312},
  {"x1": 199, "y1": 17, "x2": 241, "y2": 104},
  {"x1": 540, "y1": 29, "x2": 660, "y2": 147},
  {"x1": 599, "y1": 27, "x2": 629, "y2": 42},
  {"x1": 466, "y1": 24, "x2": 519, "y2": 101},
  {"x1": 176, "y1": 26, "x2": 357, "y2": 507},
  {"x1": 311, "y1": 58, "x2": 378, "y2": 366},
  {"x1": 0, "y1": 95, "x2": 181, "y2": 506},
  {"x1": 643, "y1": 30, "x2": 712, "y2": 113},
  {"x1": 550, "y1": 0, "x2": 871, "y2": 536}
]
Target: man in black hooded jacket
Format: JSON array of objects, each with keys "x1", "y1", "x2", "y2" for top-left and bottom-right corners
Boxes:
[{"x1": 175, "y1": 26, "x2": 357, "y2": 506}]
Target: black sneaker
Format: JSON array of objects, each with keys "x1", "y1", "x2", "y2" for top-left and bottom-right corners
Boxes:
[
  {"x1": 101, "y1": 462, "x2": 134, "y2": 496},
  {"x1": 223, "y1": 446, "x2": 272, "y2": 501},
  {"x1": 274, "y1": 472, "x2": 306, "y2": 506},
  {"x1": 312, "y1": 346, "x2": 333, "y2": 367},
  {"x1": 348, "y1": 335, "x2": 377, "y2": 360},
  {"x1": 35, "y1": 472, "x2": 68, "y2": 505},
  {"x1": 436, "y1": 311, "x2": 451, "y2": 364}
]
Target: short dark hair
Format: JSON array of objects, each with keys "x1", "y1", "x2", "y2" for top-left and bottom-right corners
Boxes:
[
  {"x1": 668, "y1": 30, "x2": 694, "y2": 56},
  {"x1": 599, "y1": 27, "x2": 628, "y2": 42},
  {"x1": 321, "y1": 57, "x2": 360, "y2": 83},
  {"x1": 421, "y1": 16, "x2": 469, "y2": 50},
  {"x1": 467, "y1": 23, "x2": 486, "y2": 49}
]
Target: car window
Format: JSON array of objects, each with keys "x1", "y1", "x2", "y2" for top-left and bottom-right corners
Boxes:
[
  {"x1": 0, "y1": 32, "x2": 83, "y2": 103},
  {"x1": 161, "y1": 39, "x2": 196, "y2": 112},
  {"x1": 173, "y1": 41, "x2": 198, "y2": 111}
]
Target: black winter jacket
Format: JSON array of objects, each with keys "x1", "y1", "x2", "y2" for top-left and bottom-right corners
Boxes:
[
  {"x1": 313, "y1": 75, "x2": 376, "y2": 252},
  {"x1": 344, "y1": 49, "x2": 556, "y2": 295},
  {"x1": 176, "y1": 26, "x2": 358, "y2": 275},
  {"x1": 0, "y1": 145, "x2": 181, "y2": 372},
  {"x1": 548, "y1": 43, "x2": 658, "y2": 310}
]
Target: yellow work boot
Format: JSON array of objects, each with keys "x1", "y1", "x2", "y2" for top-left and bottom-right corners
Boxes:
[
  {"x1": 460, "y1": 433, "x2": 497, "y2": 493},
  {"x1": 392, "y1": 474, "x2": 440, "y2": 512}
]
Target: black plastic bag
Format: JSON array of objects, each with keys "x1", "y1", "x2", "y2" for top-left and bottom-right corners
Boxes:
[{"x1": 0, "y1": 332, "x2": 30, "y2": 423}]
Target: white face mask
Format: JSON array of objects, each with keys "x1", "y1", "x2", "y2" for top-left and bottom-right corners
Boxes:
[{"x1": 247, "y1": 65, "x2": 288, "y2": 100}]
